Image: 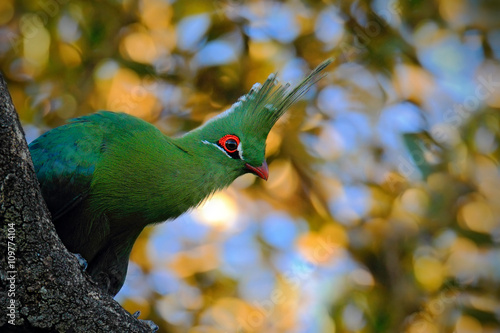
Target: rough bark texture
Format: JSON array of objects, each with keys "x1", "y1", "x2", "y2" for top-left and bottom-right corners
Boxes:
[{"x1": 0, "y1": 72, "x2": 151, "y2": 332}]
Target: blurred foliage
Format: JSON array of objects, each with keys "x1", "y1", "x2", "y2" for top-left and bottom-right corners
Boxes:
[{"x1": 2, "y1": 0, "x2": 500, "y2": 332}]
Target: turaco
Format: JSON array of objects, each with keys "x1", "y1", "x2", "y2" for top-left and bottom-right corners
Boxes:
[{"x1": 29, "y1": 59, "x2": 332, "y2": 296}]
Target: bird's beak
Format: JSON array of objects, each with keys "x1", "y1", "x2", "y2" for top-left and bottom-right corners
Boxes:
[{"x1": 245, "y1": 161, "x2": 269, "y2": 181}]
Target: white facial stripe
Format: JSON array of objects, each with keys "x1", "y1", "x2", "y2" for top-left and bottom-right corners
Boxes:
[
  {"x1": 202, "y1": 140, "x2": 246, "y2": 161},
  {"x1": 202, "y1": 140, "x2": 232, "y2": 159},
  {"x1": 237, "y1": 143, "x2": 244, "y2": 160}
]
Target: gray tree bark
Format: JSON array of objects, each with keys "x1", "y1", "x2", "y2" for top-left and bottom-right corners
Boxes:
[{"x1": 0, "y1": 72, "x2": 151, "y2": 332}]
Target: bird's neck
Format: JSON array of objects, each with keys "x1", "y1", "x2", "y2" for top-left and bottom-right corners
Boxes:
[{"x1": 154, "y1": 133, "x2": 237, "y2": 218}]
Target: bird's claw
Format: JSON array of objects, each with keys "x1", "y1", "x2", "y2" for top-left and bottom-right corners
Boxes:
[
  {"x1": 140, "y1": 319, "x2": 159, "y2": 332},
  {"x1": 133, "y1": 311, "x2": 158, "y2": 332},
  {"x1": 72, "y1": 253, "x2": 88, "y2": 271}
]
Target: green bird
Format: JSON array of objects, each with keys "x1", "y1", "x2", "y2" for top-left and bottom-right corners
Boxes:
[{"x1": 29, "y1": 59, "x2": 331, "y2": 296}]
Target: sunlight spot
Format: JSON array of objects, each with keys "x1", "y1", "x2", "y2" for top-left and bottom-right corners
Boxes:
[
  {"x1": 458, "y1": 200, "x2": 496, "y2": 234},
  {"x1": 414, "y1": 256, "x2": 444, "y2": 291},
  {"x1": 194, "y1": 192, "x2": 238, "y2": 229}
]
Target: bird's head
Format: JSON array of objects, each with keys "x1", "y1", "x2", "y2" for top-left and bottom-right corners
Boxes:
[{"x1": 188, "y1": 59, "x2": 332, "y2": 182}]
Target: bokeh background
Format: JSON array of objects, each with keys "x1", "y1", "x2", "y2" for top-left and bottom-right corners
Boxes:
[{"x1": 2, "y1": 0, "x2": 500, "y2": 332}]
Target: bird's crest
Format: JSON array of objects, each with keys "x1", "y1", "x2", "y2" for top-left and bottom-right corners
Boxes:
[{"x1": 205, "y1": 59, "x2": 333, "y2": 140}]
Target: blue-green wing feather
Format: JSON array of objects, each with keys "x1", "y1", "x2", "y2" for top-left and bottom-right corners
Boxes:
[{"x1": 29, "y1": 116, "x2": 103, "y2": 221}]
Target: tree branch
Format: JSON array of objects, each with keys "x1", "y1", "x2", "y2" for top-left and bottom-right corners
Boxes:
[{"x1": 0, "y1": 72, "x2": 151, "y2": 332}]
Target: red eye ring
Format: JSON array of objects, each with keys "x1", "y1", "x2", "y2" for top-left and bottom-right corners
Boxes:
[{"x1": 219, "y1": 134, "x2": 240, "y2": 153}]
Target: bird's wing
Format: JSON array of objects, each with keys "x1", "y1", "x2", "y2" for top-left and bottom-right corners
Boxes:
[{"x1": 29, "y1": 115, "x2": 105, "y2": 222}]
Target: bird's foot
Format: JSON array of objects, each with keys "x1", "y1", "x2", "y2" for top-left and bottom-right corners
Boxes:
[
  {"x1": 140, "y1": 320, "x2": 159, "y2": 333},
  {"x1": 133, "y1": 311, "x2": 158, "y2": 332},
  {"x1": 72, "y1": 253, "x2": 88, "y2": 271}
]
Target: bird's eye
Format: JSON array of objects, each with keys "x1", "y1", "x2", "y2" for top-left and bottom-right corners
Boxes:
[
  {"x1": 225, "y1": 139, "x2": 238, "y2": 152},
  {"x1": 218, "y1": 135, "x2": 240, "y2": 153}
]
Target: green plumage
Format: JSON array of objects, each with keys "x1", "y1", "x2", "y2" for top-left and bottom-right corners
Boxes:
[{"x1": 29, "y1": 59, "x2": 331, "y2": 295}]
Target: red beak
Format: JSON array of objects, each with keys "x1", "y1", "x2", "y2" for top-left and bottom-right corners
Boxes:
[{"x1": 245, "y1": 161, "x2": 269, "y2": 181}]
